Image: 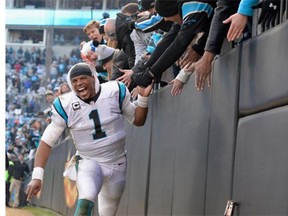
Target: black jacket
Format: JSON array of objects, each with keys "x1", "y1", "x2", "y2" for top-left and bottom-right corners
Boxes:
[
  {"x1": 146, "y1": 0, "x2": 217, "y2": 78},
  {"x1": 11, "y1": 160, "x2": 30, "y2": 181},
  {"x1": 205, "y1": 0, "x2": 241, "y2": 54},
  {"x1": 116, "y1": 13, "x2": 136, "y2": 69},
  {"x1": 110, "y1": 50, "x2": 137, "y2": 92}
]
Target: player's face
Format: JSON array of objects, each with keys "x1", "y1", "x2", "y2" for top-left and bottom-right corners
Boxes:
[{"x1": 71, "y1": 75, "x2": 96, "y2": 101}]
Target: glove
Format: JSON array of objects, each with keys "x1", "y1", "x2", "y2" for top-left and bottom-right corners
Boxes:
[
  {"x1": 131, "y1": 67, "x2": 154, "y2": 88},
  {"x1": 251, "y1": 0, "x2": 281, "y2": 31}
]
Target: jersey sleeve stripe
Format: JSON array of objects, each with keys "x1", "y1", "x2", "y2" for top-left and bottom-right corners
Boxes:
[
  {"x1": 135, "y1": 14, "x2": 163, "y2": 32},
  {"x1": 53, "y1": 97, "x2": 68, "y2": 124},
  {"x1": 182, "y1": 2, "x2": 213, "y2": 19},
  {"x1": 117, "y1": 81, "x2": 126, "y2": 110}
]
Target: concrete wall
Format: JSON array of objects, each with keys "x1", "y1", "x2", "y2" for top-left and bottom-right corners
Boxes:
[{"x1": 32, "y1": 21, "x2": 288, "y2": 216}]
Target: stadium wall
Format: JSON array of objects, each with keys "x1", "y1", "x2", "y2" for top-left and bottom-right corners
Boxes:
[{"x1": 31, "y1": 21, "x2": 288, "y2": 216}]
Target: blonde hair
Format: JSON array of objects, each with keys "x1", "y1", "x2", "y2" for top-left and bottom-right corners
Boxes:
[{"x1": 83, "y1": 20, "x2": 100, "y2": 33}]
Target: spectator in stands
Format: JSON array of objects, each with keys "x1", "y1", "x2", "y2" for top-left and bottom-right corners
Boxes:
[
  {"x1": 43, "y1": 89, "x2": 54, "y2": 124},
  {"x1": 53, "y1": 86, "x2": 61, "y2": 97},
  {"x1": 83, "y1": 21, "x2": 108, "y2": 80},
  {"x1": 28, "y1": 119, "x2": 42, "y2": 170},
  {"x1": 171, "y1": 0, "x2": 275, "y2": 95},
  {"x1": 130, "y1": 0, "x2": 216, "y2": 88},
  {"x1": 80, "y1": 40, "x2": 109, "y2": 84},
  {"x1": 80, "y1": 41, "x2": 99, "y2": 66},
  {"x1": 50, "y1": 60, "x2": 58, "y2": 81},
  {"x1": 60, "y1": 82, "x2": 71, "y2": 94},
  {"x1": 94, "y1": 0, "x2": 102, "y2": 9},
  {"x1": 17, "y1": 47, "x2": 23, "y2": 58},
  {"x1": 95, "y1": 44, "x2": 117, "y2": 80},
  {"x1": 83, "y1": 20, "x2": 106, "y2": 45},
  {"x1": 103, "y1": 18, "x2": 118, "y2": 48},
  {"x1": 133, "y1": 0, "x2": 173, "y2": 33},
  {"x1": 186, "y1": 0, "x2": 258, "y2": 91},
  {"x1": 6, "y1": 153, "x2": 14, "y2": 207},
  {"x1": 59, "y1": 33, "x2": 65, "y2": 45},
  {"x1": 10, "y1": 153, "x2": 30, "y2": 208},
  {"x1": 102, "y1": 12, "x2": 110, "y2": 20},
  {"x1": 130, "y1": 16, "x2": 153, "y2": 64},
  {"x1": 26, "y1": 62, "x2": 153, "y2": 216},
  {"x1": 54, "y1": 33, "x2": 59, "y2": 45},
  {"x1": 118, "y1": 31, "x2": 166, "y2": 92},
  {"x1": 97, "y1": 43, "x2": 137, "y2": 91},
  {"x1": 104, "y1": 3, "x2": 140, "y2": 68}
]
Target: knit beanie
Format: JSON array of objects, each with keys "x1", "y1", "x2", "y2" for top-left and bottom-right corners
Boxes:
[
  {"x1": 155, "y1": 0, "x2": 178, "y2": 17},
  {"x1": 139, "y1": 0, "x2": 155, "y2": 11},
  {"x1": 69, "y1": 63, "x2": 93, "y2": 80},
  {"x1": 96, "y1": 45, "x2": 115, "y2": 65}
]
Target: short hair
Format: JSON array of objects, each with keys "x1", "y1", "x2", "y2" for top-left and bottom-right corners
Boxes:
[
  {"x1": 121, "y1": 3, "x2": 139, "y2": 15},
  {"x1": 83, "y1": 20, "x2": 100, "y2": 33}
]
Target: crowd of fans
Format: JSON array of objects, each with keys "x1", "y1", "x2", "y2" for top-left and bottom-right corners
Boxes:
[
  {"x1": 5, "y1": 45, "x2": 78, "y2": 170},
  {"x1": 5, "y1": 43, "x2": 78, "y2": 207},
  {"x1": 80, "y1": 0, "x2": 286, "y2": 97}
]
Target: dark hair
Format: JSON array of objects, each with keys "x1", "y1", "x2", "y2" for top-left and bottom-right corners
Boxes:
[
  {"x1": 138, "y1": 0, "x2": 155, "y2": 11},
  {"x1": 121, "y1": 3, "x2": 139, "y2": 15}
]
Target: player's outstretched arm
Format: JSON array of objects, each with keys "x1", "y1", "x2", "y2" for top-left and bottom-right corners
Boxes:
[
  {"x1": 133, "y1": 84, "x2": 153, "y2": 126},
  {"x1": 26, "y1": 141, "x2": 52, "y2": 201}
]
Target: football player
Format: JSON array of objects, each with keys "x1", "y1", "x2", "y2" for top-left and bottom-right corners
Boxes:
[{"x1": 26, "y1": 62, "x2": 152, "y2": 215}]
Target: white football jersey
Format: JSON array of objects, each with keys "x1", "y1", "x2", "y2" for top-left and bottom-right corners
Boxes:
[{"x1": 50, "y1": 81, "x2": 136, "y2": 163}]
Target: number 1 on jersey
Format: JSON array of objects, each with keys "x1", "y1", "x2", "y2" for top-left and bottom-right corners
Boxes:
[{"x1": 89, "y1": 110, "x2": 106, "y2": 140}]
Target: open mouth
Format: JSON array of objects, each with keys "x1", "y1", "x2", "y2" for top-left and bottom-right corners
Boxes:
[{"x1": 77, "y1": 87, "x2": 88, "y2": 98}]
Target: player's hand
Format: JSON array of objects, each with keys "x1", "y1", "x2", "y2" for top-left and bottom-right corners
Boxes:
[
  {"x1": 137, "y1": 83, "x2": 153, "y2": 97},
  {"x1": 26, "y1": 179, "x2": 42, "y2": 201},
  {"x1": 170, "y1": 79, "x2": 185, "y2": 96}
]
